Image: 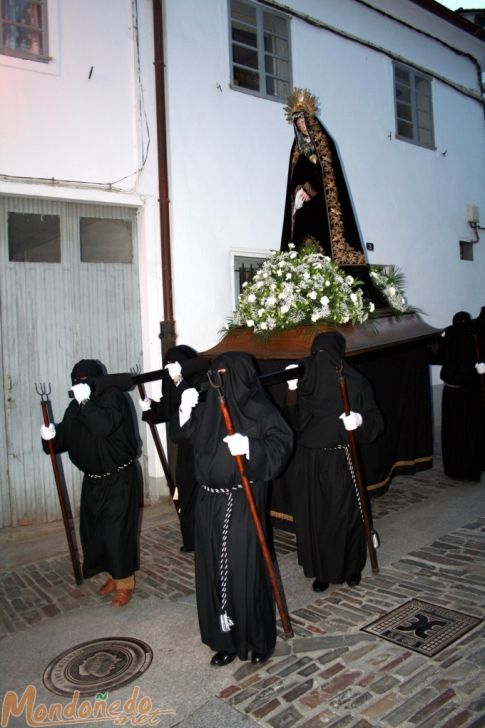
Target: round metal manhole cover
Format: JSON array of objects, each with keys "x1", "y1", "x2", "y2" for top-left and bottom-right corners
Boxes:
[{"x1": 43, "y1": 637, "x2": 153, "y2": 697}]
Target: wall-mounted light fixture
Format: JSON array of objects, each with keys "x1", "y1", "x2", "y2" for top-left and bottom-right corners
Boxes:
[
  {"x1": 466, "y1": 204, "x2": 484, "y2": 243},
  {"x1": 460, "y1": 205, "x2": 484, "y2": 261}
]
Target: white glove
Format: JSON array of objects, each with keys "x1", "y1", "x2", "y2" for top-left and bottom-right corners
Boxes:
[
  {"x1": 293, "y1": 188, "x2": 306, "y2": 212},
  {"x1": 294, "y1": 194, "x2": 303, "y2": 212},
  {"x1": 165, "y1": 361, "x2": 182, "y2": 384},
  {"x1": 40, "y1": 423, "x2": 56, "y2": 440},
  {"x1": 476, "y1": 362, "x2": 485, "y2": 375},
  {"x1": 179, "y1": 387, "x2": 199, "y2": 426},
  {"x1": 223, "y1": 433, "x2": 250, "y2": 459},
  {"x1": 285, "y1": 363, "x2": 299, "y2": 390},
  {"x1": 339, "y1": 411, "x2": 363, "y2": 431},
  {"x1": 71, "y1": 382, "x2": 91, "y2": 404},
  {"x1": 139, "y1": 397, "x2": 152, "y2": 412}
]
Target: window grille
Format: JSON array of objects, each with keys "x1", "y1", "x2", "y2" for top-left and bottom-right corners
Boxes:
[{"x1": 234, "y1": 254, "x2": 266, "y2": 303}]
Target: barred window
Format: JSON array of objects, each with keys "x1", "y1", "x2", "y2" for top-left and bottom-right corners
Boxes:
[
  {"x1": 394, "y1": 63, "x2": 435, "y2": 149},
  {"x1": 229, "y1": 0, "x2": 291, "y2": 102},
  {"x1": 1, "y1": 0, "x2": 48, "y2": 62},
  {"x1": 234, "y1": 254, "x2": 266, "y2": 304}
]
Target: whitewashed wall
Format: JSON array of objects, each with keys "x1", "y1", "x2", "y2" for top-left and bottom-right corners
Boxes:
[
  {"x1": 1, "y1": 1, "x2": 137, "y2": 184},
  {"x1": 163, "y1": 0, "x2": 485, "y2": 362}
]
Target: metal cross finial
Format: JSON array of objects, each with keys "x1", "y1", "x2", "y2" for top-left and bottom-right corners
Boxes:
[{"x1": 35, "y1": 382, "x2": 52, "y2": 401}]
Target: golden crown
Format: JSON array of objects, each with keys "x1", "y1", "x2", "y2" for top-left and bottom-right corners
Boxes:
[{"x1": 283, "y1": 88, "x2": 320, "y2": 123}]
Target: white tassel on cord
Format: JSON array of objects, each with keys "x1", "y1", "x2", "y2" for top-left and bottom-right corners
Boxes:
[
  {"x1": 218, "y1": 491, "x2": 235, "y2": 633},
  {"x1": 219, "y1": 611, "x2": 234, "y2": 633}
]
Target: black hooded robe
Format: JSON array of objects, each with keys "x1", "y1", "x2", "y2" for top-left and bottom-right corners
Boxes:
[
  {"x1": 170, "y1": 352, "x2": 293, "y2": 660},
  {"x1": 285, "y1": 333, "x2": 383, "y2": 584},
  {"x1": 439, "y1": 312, "x2": 485, "y2": 481},
  {"x1": 143, "y1": 345, "x2": 202, "y2": 551},
  {"x1": 44, "y1": 361, "x2": 140, "y2": 580}
]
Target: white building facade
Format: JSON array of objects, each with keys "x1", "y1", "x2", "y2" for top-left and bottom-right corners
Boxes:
[{"x1": 0, "y1": 0, "x2": 484, "y2": 525}]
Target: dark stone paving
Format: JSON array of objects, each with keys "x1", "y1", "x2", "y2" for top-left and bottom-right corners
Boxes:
[
  {"x1": 0, "y1": 457, "x2": 456, "y2": 639},
  {"x1": 0, "y1": 518, "x2": 302, "y2": 638},
  {"x1": 1, "y1": 460, "x2": 485, "y2": 728},
  {"x1": 219, "y1": 516, "x2": 485, "y2": 727}
]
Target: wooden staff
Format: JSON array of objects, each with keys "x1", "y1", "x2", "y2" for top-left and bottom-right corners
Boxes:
[
  {"x1": 337, "y1": 365, "x2": 380, "y2": 574},
  {"x1": 36, "y1": 383, "x2": 83, "y2": 585},
  {"x1": 210, "y1": 370, "x2": 293, "y2": 638},
  {"x1": 134, "y1": 376, "x2": 179, "y2": 512}
]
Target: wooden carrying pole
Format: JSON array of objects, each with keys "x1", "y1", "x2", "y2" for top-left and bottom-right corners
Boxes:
[
  {"x1": 135, "y1": 380, "x2": 179, "y2": 512},
  {"x1": 337, "y1": 366, "x2": 380, "y2": 574},
  {"x1": 215, "y1": 378, "x2": 293, "y2": 638},
  {"x1": 37, "y1": 387, "x2": 83, "y2": 585}
]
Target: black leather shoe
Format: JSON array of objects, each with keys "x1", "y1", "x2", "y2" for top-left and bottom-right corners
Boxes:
[
  {"x1": 346, "y1": 573, "x2": 361, "y2": 587},
  {"x1": 312, "y1": 579, "x2": 329, "y2": 593},
  {"x1": 251, "y1": 651, "x2": 271, "y2": 665},
  {"x1": 210, "y1": 650, "x2": 236, "y2": 667}
]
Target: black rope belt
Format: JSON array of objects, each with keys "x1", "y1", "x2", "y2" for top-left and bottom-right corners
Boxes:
[{"x1": 87, "y1": 459, "x2": 134, "y2": 479}]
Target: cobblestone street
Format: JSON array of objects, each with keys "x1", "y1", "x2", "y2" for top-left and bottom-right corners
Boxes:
[{"x1": 1, "y1": 457, "x2": 484, "y2": 727}]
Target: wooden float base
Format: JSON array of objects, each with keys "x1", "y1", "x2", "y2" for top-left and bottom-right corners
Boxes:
[{"x1": 202, "y1": 312, "x2": 441, "y2": 360}]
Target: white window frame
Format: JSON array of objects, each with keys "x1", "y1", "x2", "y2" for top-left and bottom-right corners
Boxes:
[
  {"x1": 393, "y1": 62, "x2": 435, "y2": 150},
  {"x1": 228, "y1": 0, "x2": 292, "y2": 102}
]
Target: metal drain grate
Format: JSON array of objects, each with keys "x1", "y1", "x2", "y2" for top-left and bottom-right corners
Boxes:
[{"x1": 361, "y1": 599, "x2": 482, "y2": 657}]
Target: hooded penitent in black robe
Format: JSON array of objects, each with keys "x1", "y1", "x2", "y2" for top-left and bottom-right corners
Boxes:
[
  {"x1": 438, "y1": 312, "x2": 485, "y2": 481},
  {"x1": 43, "y1": 360, "x2": 140, "y2": 579},
  {"x1": 143, "y1": 345, "x2": 203, "y2": 551},
  {"x1": 284, "y1": 333, "x2": 383, "y2": 585},
  {"x1": 280, "y1": 111, "x2": 386, "y2": 307},
  {"x1": 473, "y1": 306, "x2": 485, "y2": 374},
  {"x1": 170, "y1": 352, "x2": 293, "y2": 660}
]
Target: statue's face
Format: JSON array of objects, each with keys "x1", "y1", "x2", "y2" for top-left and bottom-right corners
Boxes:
[{"x1": 295, "y1": 116, "x2": 307, "y2": 134}]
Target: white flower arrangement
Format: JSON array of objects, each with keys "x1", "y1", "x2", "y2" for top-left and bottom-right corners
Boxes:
[
  {"x1": 226, "y1": 244, "x2": 374, "y2": 335},
  {"x1": 369, "y1": 266, "x2": 409, "y2": 313}
]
